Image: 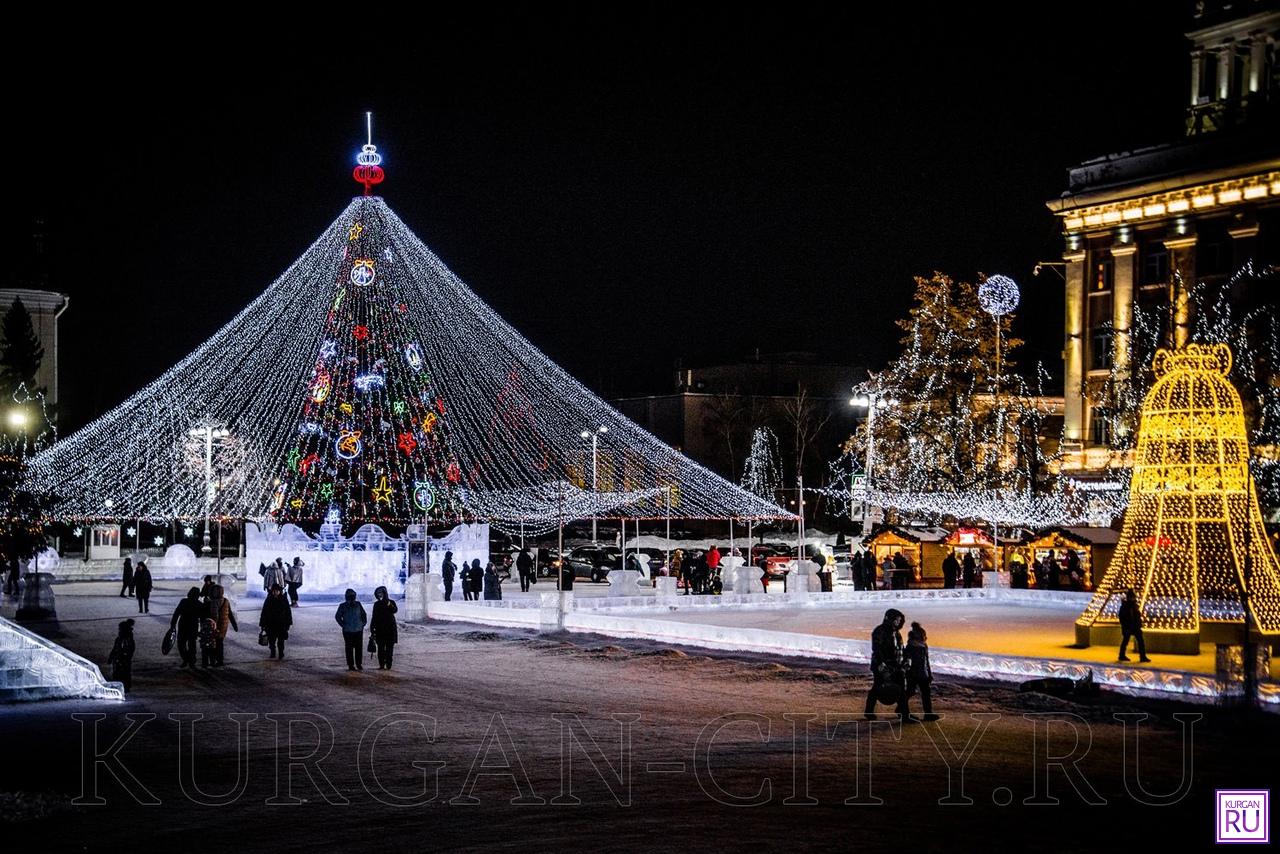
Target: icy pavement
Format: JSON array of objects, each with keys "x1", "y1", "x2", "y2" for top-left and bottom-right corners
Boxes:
[{"x1": 1, "y1": 580, "x2": 1276, "y2": 853}]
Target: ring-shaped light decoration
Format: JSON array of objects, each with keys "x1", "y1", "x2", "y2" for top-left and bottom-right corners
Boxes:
[
  {"x1": 413, "y1": 481, "x2": 435, "y2": 512},
  {"x1": 405, "y1": 342, "x2": 424, "y2": 371},
  {"x1": 335, "y1": 429, "x2": 363, "y2": 460},
  {"x1": 350, "y1": 259, "x2": 376, "y2": 287},
  {"x1": 978, "y1": 274, "x2": 1020, "y2": 317}
]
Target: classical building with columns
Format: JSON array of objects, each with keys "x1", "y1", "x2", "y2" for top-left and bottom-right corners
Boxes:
[{"x1": 1047, "y1": 2, "x2": 1280, "y2": 476}]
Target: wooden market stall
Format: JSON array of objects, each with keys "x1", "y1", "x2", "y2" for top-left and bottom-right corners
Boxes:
[
  {"x1": 863, "y1": 525, "x2": 951, "y2": 587},
  {"x1": 1025, "y1": 526, "x2": 1119, "y2": 590}
]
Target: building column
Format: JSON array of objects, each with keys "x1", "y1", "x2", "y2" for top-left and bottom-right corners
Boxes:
[
  {"x1": 1110, "y1": 243, "x2": 1138, "y2": 382},
  {"x1": 1229, "y1": 222, "x2": 1260, "y2": 270},
  {"x1": 1063, "y1": 250, "x2": 1087, "y2": 446},
  {"x1": 1164, "y1": 236, "x2": 1197, "y2": 348},
  {"x1": 1190, "y1": 50, "x2": 1202, "y2": 105}
]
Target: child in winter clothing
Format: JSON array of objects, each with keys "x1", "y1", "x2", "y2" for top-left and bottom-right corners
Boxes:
[
  {"x1": 904, "y1": 621, "x2": 935, "y2": 720},
  {"x1": 198, "y1": 618, "x2": 218, "y2": 668},
  {"x1": 107, "y1": 619, "x2": 136, "y2": 692}
]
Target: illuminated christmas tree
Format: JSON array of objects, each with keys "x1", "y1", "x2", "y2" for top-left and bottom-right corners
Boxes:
[
  {"x1": 27, "y1": 126, "x2": 789, "y2": 529},
  {"x1": 1076, "y1": 343, "x2": 1280, "y2": 653}
]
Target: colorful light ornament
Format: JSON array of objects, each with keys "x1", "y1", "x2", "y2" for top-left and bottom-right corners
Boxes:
[
  {"x1": 354, "y1": 373, "x2": 385, "y2": 392},
  {"x1": 405, "y1": 342, "x2": 424, "y2": 371},
  {"x1": 353, "y1": 325, "x2": 370, "y2": 341},
  {"x1": 397, "y1": 432, "x2": 417, "y2": 456},
  {"x1": 422, "y1": 411, "x2": 438, "y2": 433},
  {"x1": 413, "y1": 481, "x2": 435, "y2": 512},
  {"x1": 298, "y1": 453, "x2": 320, "y2": 475},
  {"x1": 352, "y1": 112, "x2": 385, "y2": 196},
  {"x1": 336, "y1": 430, "x2": 363, "y2": 460},
  {"x1": 350, "y1": 259, "x2": 376, "y2": 287},
  {"x1": 319, "y1": 340, "x2": 338, "y2": 361},
  {"x1": 1076, "y1": 344, "x2": 1280, "y2": 653},
  {"x1": 348, "y1": 222, "x2": 364, "y2": 241},
  {"x1": 183, "y1": 525, "x2": 195, "y2": 537},
  {"x1": 392, "y1": 401, "x2": 406, "y2": 416},
  {"x1": 311, "y1": 370, "x2": 332, "y2": 404},
  {"x1": 372, "y1": 475, "x2": 392, "y2": 504},
  {"x1": 126, "y1": 526, "x2": 137, "y2": 537},
  {"x1": 271, "y1": 484, "x2": 286, "y2": 512},
  {"x1": 319, "y1": 483, "x2": 334, "y2": 501}
]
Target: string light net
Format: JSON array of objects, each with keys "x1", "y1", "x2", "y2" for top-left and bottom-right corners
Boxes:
[
  {"x1": 1076, "y1": 344, "x2": 1280, "y2": 643},
  {"x1": 28, "y1": 197, "x2": 791, "y2": 525}
]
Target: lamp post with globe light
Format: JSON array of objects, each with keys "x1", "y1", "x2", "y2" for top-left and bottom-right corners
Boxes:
[{"x1": 977, "y1": 273, "x2": 1021, "y2": 573}]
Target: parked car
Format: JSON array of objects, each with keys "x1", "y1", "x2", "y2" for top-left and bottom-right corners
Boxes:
[
  {"x1": 563, "y1": 546, "x2": 615, "y2": 582},
  {"x1": 636, "y1": 548, "x2": 667, "y2": 574}
]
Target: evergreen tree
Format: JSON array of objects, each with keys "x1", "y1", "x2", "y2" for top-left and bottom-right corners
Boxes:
[
  {"x1": 0, "y1": 298, "x2": 44, "y2": 398},
  {"x1": 850, "y1": 272, "x2": 1025, "y2": 496}
]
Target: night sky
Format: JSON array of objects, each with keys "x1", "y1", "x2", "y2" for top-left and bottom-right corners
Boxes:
[{"x1": 7, "y1": 4, "x2": 1189, "y2": 433}]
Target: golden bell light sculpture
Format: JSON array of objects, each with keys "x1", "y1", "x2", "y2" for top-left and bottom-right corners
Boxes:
[{"x1": 1076, "y1": 343, "x2": 1280, "y2": 654}]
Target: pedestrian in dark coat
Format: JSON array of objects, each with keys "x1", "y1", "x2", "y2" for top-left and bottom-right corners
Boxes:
[
  {"x1": 865, "y1": 608, "x2": 909, "y2": 719},
  {"x1": 516, "y1": 547, "x2": 534, "y2": 592},
  {"x1": 169, "y1": 587, "x2": 203, "y2": 668},
  {"x1": 482, "y1": 562, "x2": 502, "y2": 600},
  {"x1": 204, "y1": 584, "x2": 237, "y2": 666},
  {"x1": 107, "y1": 618, "x2": 136, "y2": 692},
  {"x1": 469, "y1": 559, "x2": 484, "y2": 599},
  {"x1": 1010, "y1": 558, "x2": 1029, "y2": 589},
  {"x1": 1118, "y1": 589, "x2": 1151, "y2": 662},
  {"x1": 286, "y1": 557, "x2": 305, "y2": 607},
  {"x1": 961, "y1": 553, "x2": 976, "y2": 589},
  {"x1": 335, "y1": 588, "x2": 368, "y2": 671},
  {"x1": 441, "y1": 551, "x2": 457, "y2": 601},
  {"x1": 134, "y1": 561, "x2": 154, "y2": 614},
  {"x1": 1046, "y1": 555, "x2": 1061, "y2": 590},
  {"x1": 199, "y1": 575, "x2": 215, "y2": 600},
  {"x1": 371, "y1": 586, "x2": 399, "y2": 670},
  {"x1": 892, "y1": 552, "x2": 912, "y2": 590},
  {"x1": 1032, "y1": 557, "x2": 1048, "y2": 589},
  {"x1": 120, "y1": 557, "x2": 135, "y2": 598},
  {"x1": 903, "y1": 622, "x2": 935, "y2": 720},
  {"x1": 259, "y1": 584, "x2": 293, "y2": 659},
  {"x1": 1065, "y1": 550, "x2": 1084, "y2": 592},
  {"x1": 942, "y1": 552, "x2": 960, "y2": 590}
]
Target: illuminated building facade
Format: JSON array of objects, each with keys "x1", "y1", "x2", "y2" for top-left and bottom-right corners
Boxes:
[{"x1": 1047, "y1": 3, "x2": 1280, "y2": 476}]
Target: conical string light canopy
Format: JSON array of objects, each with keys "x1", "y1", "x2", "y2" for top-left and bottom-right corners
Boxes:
[
  {"x1": 29, "y1": 196, "x2": 791, "y2": 528},
  {"x1": 1076, "y1": 343, "x2": 1280, "y2": 652}
]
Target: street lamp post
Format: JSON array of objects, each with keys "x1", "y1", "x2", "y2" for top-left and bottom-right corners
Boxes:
[
  {"x1": 580, "y1": 425, "x2": 607, "y2": 544},
  {"x1": 189, "y1": 421, "x2": 230, "y2": 556},
  {"x1": 848, "y1": 393, "x2": 888, "y2": 532}
]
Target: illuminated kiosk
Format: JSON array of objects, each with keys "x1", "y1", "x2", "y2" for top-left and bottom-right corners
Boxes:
[{"x1": 1075, "y1": 344, "x2": 1280, "y2": 654}]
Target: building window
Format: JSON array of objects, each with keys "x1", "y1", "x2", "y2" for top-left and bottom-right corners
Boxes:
[
  {"x1": 1090, "y1": 327, "x2": 1113, "y2": 370},
  {"x1": 1088, "y1": 289, "x2": 1112, "y2": 371},
  {"x1": 1092, "y1": 258, "x2": 1113, "y2": 292},
  {"x1": 1199, "y1": 236, "x2": 1229, "y2": 276},
  {"x1": 1089, "y1": 406, "x2": 1112, "y2": 446},
  {"x1": 1141, "y1": 244, "x2": 1169, "y2": 285}
]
